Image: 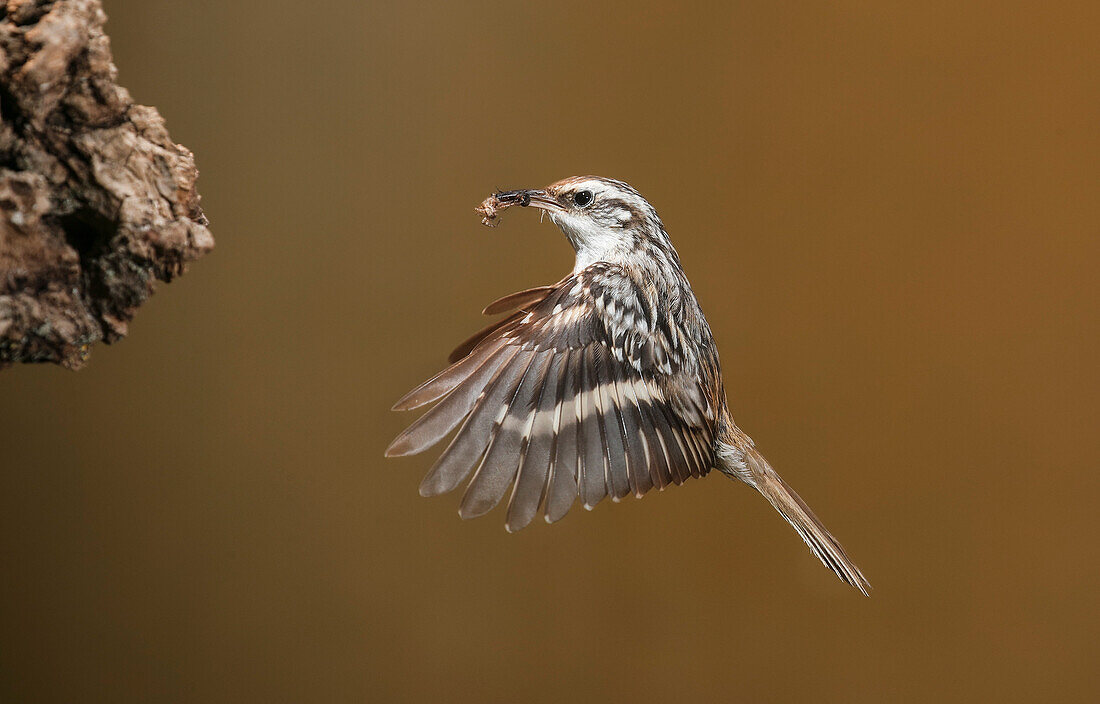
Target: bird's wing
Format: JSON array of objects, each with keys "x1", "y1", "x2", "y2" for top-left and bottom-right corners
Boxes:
[
  {"x1": 445, "y1": 285, "x2": 558, "y2": 363},
  {"x1": 386, "y1": 264, "x2": 716, "y2": 531}
]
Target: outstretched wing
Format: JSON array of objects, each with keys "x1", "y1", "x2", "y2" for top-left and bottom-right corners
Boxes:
[{"x1": 386, "y1": 264, "x2": 716, "y2": 531}]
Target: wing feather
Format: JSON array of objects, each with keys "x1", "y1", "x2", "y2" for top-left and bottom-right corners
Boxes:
[
  {"x1": 592, "y1": 345, "x2": 631, "y2": 501},
  {"x1": 650, "y1": 398, "x2": 694, "y2": 485},
  {"x1": 385, "y1": 344, "x2": 512, "y2": 456},
  {"x1": 390, "y1": 264, "x2": 719, "y2": 528},
  {"x1": 505, "y1": 353, "x2": 564, "y2": 531},
  {"x1": 417, "y1": 346, "x2": 523, "y2": 495},
  {"x1": 460, "y1": 350, "x2": 550, "y2": 518},
  {"x1": 628, "y1": 378, "x2": 673, "y2": 491},
  {"x1": 482, "y1": 285, "x2": 555, "y2": 315},
  {"x1": 610, "y1": 367, "x2": 652, "y2": 498},
  {"x1": 392, "y1": 337, "x2": 507, "y2": 412},
  {"x1": 544, "y1": 351, "x2": 581, "y2": 523},
  {"x1": 448, "y1": 312, "x2": 523, "y2": 364},
  {"x1": 578, "y1": 346, "x2": 609, "y2": 508}
]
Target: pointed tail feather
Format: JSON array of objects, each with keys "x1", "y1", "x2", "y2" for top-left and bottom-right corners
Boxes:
[{"x1": 719, "y1": 438, "x2": 870, "y2": 595}]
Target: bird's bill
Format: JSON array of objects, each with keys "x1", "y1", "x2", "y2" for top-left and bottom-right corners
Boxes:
[{"x1": 494, "y1": 189, "x2": 564, "y2": 213}]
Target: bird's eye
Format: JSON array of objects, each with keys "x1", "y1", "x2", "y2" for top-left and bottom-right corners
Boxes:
[{"x1": 572, "y1": 190, "x2": 593, "y2": 207}]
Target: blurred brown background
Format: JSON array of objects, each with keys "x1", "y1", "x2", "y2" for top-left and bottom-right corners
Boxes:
[{"x1": 2, "y1": 1, "x2": 1098, "y2": 701}]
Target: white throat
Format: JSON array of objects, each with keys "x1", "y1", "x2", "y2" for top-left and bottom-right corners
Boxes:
[{"x1": 550, "y1": 211, "x2": 630, "y2": 273}]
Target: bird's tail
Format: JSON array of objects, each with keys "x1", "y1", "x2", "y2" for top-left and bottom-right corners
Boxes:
[{"x1": 717, "y1": 434, "x2": 871, "y2": 595}]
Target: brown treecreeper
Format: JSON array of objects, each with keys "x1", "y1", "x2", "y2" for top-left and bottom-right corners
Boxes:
[{"x1": 392, "y1": 176, "x2": 870, "y2": 595}]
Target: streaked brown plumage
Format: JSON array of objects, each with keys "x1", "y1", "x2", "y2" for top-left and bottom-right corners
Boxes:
[{"x1": 387, "y1": 176, "x2": 870, "y2": 595}]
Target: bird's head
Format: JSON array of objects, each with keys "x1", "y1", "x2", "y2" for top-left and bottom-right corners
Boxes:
[{"x1": 497, "y1": 176, "x2": 667, "y2": 271}]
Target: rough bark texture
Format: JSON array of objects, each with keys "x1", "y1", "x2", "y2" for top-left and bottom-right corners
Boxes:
[{"x1": 0, "y1": 0, "x2": 212, "y2": 370}]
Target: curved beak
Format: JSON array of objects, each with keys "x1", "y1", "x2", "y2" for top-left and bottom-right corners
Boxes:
[{"x1": 494, "y1": 188, "x2": 564, "y2": 213}]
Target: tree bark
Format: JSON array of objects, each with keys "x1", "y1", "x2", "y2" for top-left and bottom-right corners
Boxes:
[{"x1": 0, "y1": 0, "x2": 213, "y2": 370}]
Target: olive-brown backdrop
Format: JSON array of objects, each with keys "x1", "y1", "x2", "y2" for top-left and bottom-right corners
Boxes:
[{"x1": 3, "y1": 1, "x2": 1098, "y2": 702}]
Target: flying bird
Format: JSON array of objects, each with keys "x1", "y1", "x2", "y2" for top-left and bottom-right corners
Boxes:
[{"x1": 386, "y1": 176, "x2": 869, "y2": 594}]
